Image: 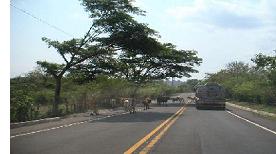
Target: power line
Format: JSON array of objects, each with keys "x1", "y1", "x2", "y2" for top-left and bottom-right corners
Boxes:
[{"x1": 10, "y1": 3, "x2": 74, "y2": 37}]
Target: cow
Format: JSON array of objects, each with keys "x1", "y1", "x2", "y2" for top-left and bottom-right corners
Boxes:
[
  {"x1": 128, "y1": 99, "x2": 136, "y2": 114},
  {"x1": 157, "y1": 96, "x2": 170, "y2": 106},
  {"x1": 142, "y1": 97, "x2": 151, "y2": 110},
  {"x1": 187, "y1": 96, "x2": 198, "y2": 104},
  {"x1": 121, "y1": 98, "x2": 136, "y2": 114},
  {"x1": 171, "y1": 96, "x2": 184, "y2": 104},
  {"x1": 121, "y1": 98, "x2": 129, "y2": 111}
]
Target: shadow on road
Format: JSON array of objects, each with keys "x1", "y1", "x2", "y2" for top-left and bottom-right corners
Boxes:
[
  {"x1": 89, "y1": 111, "x2": 175, "y2": 123},
  {"x1": 151, "y1": 103, "x2": 185, "y2": 107}
]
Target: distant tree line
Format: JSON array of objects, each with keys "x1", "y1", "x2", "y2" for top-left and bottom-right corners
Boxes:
[{"x1": 204, "y1": 51, "x2": 276, "y2": 105}]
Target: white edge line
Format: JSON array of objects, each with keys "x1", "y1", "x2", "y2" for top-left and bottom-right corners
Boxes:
[
  {"x1": 11, "y1": 109, "x2": 145, "y2": 139},
  {"x1": 227, "y1": 111, "x2": 276, "y2": 135}
]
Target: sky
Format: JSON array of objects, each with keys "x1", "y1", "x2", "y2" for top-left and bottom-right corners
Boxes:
[{"x1": 10, "y1": 0, "x2": 276, "y2": 80}]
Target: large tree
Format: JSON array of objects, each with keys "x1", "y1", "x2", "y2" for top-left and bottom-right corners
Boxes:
[
  {"x1": 89, "y1": 26, "x2": 201, "y2": 98},
  {"x1": 79, "y1": 0, "x2": 202, "y2": 97},
  {"x1": 74, "y1": 22, "x2": 202, "y2": 89},
  {"x1": 114, "y1": 43, "x2": 202, "y2": 84},
  {"x1": 37, "y1": 0, "x2": 147, "y2": 116},
  {"x1": 37, "y1": 32, "x2": 106, "y2": 116}
]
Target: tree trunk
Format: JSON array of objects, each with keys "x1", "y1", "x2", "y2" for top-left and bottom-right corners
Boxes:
[
  {"x1": 53, "y1": 77, "x2": 62, "y2": 116},
  {"x1": 131, "y1": 86, "x2": 139, "y2": 111},
  {"x1": 65, "y1": 98, "x2": 68, "y2": 114}
]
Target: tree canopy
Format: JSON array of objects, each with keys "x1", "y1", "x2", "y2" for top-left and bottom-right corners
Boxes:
[
  {"x1": 252, "y1": 51, "x2": 276, "y2": 70},
  {"x1": 35, "y1": 0, "x2": 202, "y2": 115},
  {"x1": 110, "y1": 43, "x2": 202, "y2": 84}
]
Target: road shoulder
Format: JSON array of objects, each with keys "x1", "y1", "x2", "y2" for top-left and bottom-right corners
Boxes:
[
  {"x1": 226, "y1": 104, "x2": 276, "y2": 131},
  {"x1": 226, "y1": 102, "x2": 276, "y2": 117},
  {"x1": 10, "y1": 107, "x2": 132, "y2": 136}
]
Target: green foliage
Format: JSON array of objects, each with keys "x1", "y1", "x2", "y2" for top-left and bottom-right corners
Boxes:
[
  {"x1": 205, "y1": 59, "x2": 276, "y2": 105},
  {"x1": 89, "y1": 76, "x2": 131, "y2": 98},
  {"x1": 34, "y1": 90, "x2": 54, "y2": 105},
  {"x1": 109, "y1": 43, "x2": 202, "y2": 85},
  {"x1": 11, "y1": 72, "x2": 182, "y2": 122},
  {"x1": 36, "y1": 61, "x2": 65, "y2": 77},
  {"x1": 138, "y1": 81, "x2": 172, "y2": 97},
  {"x1": 80, "y1": 0, "x2": 202, "y2": 85},
  {"x1": 232, "y1": 81, "x2": 259, "y2": 102},
  {"x1": 252, "y1": 51, "x2": 276, "y2": 104},
  {"x1": 81, "y1": 0, "x2": 145, "y2": 33},
  {"x1": 252, "y1": 51, "x2": 276, "y2": 70},
  {"x1": 178, "y1": 79, "x2": 201, "y2": 92},
  {"x1": 10, "y1": 79, "x2": 34, "y2": 122},
  {"x1": 252, "y1": 51, "x2": 276, "y2": 88},
  {"x1": 10, "y1": 69, "x2": 54, "y2": 122},
  {"x1": 11, "y1": 90, "x2": 34, "y2": 122}
]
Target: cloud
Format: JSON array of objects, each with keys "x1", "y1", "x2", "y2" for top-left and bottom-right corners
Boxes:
[{"x1": 165, "y1": 0, "x2": 275, "y2": 29}]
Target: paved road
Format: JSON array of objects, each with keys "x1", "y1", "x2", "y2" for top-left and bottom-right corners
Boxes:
[
  {"x1": 11, "y1": 95, "x2": 276, "y2": 154},
  {"x1": 150, "y1": 107, "x2": 276, "y2": 154}
]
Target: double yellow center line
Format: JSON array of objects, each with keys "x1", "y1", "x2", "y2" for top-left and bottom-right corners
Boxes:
[{"x1": 124, "y1": 107, "x2": 186, "y2": 154}]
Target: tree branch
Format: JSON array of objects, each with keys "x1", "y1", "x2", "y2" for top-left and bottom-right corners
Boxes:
[{"x1": 60, "y1": 52, "x2": 69, "y2": 64}]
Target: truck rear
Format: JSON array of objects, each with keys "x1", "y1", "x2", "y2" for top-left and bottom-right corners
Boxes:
[{"x1": 195, "y1": 83, "x2": 225, "y2": 110}]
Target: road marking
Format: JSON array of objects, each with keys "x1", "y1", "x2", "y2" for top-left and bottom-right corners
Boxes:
[
  {"x1": 11, "y1": 108, "x2": 144, "y2": 139},
  {"x1": 227, "y1": 111, "x2": 276, "y2": 135},
  {"x1": 139, "y1": 108, "x2": 185, "y2": 154},
  {"x1": 124, "y1": 107, "x2": 185, "y2": 154},
  {"x1": 10, "y1": 121, "x2": 87, "y2": 138}
]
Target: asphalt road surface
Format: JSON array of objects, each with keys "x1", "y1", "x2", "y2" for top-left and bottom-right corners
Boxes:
[{"x1": 11, "y1": 94, "x2": 276, "y2": 154}]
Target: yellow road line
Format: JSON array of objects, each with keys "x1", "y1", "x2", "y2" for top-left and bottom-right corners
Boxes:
[
  {"x1": 124, "y1": 107, "x2": 185, "y2": 154},
  {"x1": 139, "y1": 108, "x2": 185, "y2": 154}
]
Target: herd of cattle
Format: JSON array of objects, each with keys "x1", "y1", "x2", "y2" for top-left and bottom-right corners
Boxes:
[
  {"x1": 118, "y1": 95, "x2": 186, "y2": 114},
  {"x1": 104, "y1": 83, "x2": 225, "y2": 114}
]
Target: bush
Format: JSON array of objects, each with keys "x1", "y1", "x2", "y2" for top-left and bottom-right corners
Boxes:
[{"x1": 10, "y1": 90, "x2": 34, "y2": 122}]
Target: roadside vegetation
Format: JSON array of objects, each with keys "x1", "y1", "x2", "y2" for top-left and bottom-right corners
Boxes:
[
  {"x1": 10, "y1": 71, "x2": 197, "y2": 122},
  {"x1": 204, "y1": 51, "x2": 276, "y2": 112}
]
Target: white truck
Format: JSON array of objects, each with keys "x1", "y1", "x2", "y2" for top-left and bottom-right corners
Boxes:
[{"x1": 195, "y1": 83, "x2": 225, "y2": 110}]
